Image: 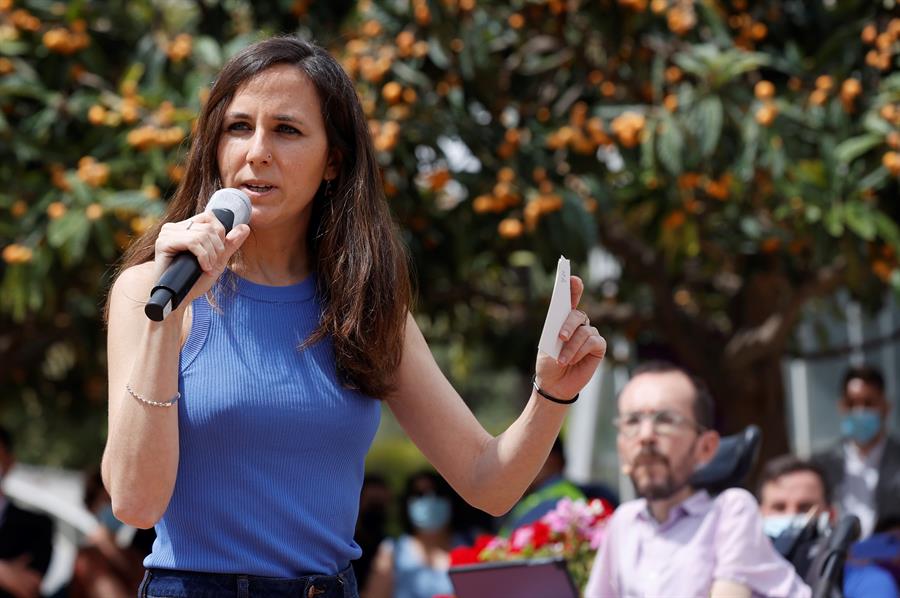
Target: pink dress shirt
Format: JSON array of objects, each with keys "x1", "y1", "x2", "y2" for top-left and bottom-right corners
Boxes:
[{"x1": 584, "y1": 488, "x2": 811, "y2": 597}]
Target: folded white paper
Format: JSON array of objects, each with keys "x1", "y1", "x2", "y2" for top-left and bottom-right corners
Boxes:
[{"x1": 538, "y1": 256, "x2": 571, "y2": 359}]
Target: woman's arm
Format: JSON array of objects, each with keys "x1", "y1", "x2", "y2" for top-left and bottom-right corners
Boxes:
[
  {"x1": 101, "y1": 263, "x2": 186, "y2": 528},
  {"x1": 386, "y1": 276, "x2": 605, "y2": 516},
  {"x1": 101, "y1": 213, "x2": 249, "y2": 528}
]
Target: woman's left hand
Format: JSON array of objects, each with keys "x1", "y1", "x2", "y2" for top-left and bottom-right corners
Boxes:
[{"x1": 534, "y1": 275, "x2": 607, "y2": 402}]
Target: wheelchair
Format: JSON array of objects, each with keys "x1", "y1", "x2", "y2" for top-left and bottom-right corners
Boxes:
[{"x1": 689, "y1": 425, "x2": 860, "y2": 598}]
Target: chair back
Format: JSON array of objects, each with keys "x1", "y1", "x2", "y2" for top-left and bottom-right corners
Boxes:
[{"x1": 689, "y1": 425, "x2": 761, "y2": 493}]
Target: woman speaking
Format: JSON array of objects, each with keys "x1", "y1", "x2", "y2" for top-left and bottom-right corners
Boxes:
[{"x1": 102, "y1": 36, "x2": 606, "y2": 598}]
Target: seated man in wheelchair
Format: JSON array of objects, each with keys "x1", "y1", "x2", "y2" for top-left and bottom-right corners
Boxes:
[
  {"x1": 585, "y1": 361, "x2": 809, "y2": 598},
  {"x1": 758, "y1": 454, "x2": 898, "y2": 598}
]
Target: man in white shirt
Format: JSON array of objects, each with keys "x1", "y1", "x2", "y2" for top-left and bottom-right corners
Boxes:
[{"x1": 812, "y1": 365, "x2": 900, "y2": 538}]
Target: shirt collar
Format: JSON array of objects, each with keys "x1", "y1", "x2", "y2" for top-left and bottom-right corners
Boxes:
[
  {"x1": 636, "y1": 489, "x2": 712, "y2": 526},
  {"x1": 844, "y1": 436, "x2": 886, "y2": 466}
]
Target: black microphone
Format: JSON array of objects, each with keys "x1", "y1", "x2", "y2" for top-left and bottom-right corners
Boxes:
[{"x1": 144, "y1": 188, "x2": 252, "y2": 321}]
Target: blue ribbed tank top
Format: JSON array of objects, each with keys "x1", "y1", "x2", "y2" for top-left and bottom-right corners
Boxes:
[{"x1": 144, "y1": 270, "x2": 381, "y2": 576}]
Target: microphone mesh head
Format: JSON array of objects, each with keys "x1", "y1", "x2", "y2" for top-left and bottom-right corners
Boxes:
[{"x1": 207, "y1": 188, "x2": 252, "y2": 226}]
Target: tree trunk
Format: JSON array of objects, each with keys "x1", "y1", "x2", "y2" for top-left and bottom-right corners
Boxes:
[{"x1": 705, "y1": 355, "x2": 791, "y2": 486}]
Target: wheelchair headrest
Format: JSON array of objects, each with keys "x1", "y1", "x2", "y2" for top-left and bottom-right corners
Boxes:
[{"x1": 689, "y1": 425, "x2": 761, "y2": 493}]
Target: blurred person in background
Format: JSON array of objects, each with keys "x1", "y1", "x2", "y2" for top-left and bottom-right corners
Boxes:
[
  {"x1": 585, "y1": 361, "x2": 809, "y2": 598},
  {"x1": 812, "y1": 365, "x2": 900, "y2": 539},
  {"x1": 0, "y1": 425, "x2": 53, "y2": 598},
  {"x1": 757, "y1": 453, "x2": 898, "y2": 598},
  {"x1": 758, "y1": 455, "x2": 833, "y2": 538},
  {"x1": 499, "y1": 436, "x2": 584, "y2": 535},
  {"x1": 352, "y1": 474, "x2": 393, "y2": 591},
  {"x1": 102, "y1": 36, "x2": 606, "y2": 598},
  {"x1": 68, "y1": 469, "x2": 146, "y2": 598},
  {"x1": 362, "y1": 470, "x2": 469, "y2": 598}
]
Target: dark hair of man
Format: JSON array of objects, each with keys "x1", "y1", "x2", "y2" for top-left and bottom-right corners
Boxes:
[
  {"x1": 631, "y1": 360, "x2": 715, "y2": 429},
  {"x1": 106, "y1": 36, "x2": 411, "y2": 398},
  {"x1": 757, "y1": 454, "x2": 832, "y2": 505},
  {"x1": 842, "y1": 365, "x2": 885, "y2": 395}
]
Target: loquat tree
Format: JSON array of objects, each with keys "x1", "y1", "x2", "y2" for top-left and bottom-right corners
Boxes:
[{"x1": 1, "y1": 0, "x2": 898, "y2": 468}]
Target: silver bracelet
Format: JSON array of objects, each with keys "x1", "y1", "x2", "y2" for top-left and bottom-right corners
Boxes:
[{"x1": 125, "y1": 382, "x2": 180, "y2": 408}]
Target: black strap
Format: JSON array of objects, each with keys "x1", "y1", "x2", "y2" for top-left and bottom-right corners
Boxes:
[{"x1": 532, "y1": 374, "x2": 579, "y2": 404}]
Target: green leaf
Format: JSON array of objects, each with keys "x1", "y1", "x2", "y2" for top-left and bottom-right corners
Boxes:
[
  {"x1": 824, "y1": 204, "x2": 845, "y2": 237},
  {"x1": 657, "y1": 117, "x2": 684, "y2": 176},
  {"x1": 736, "y1": 117, "x2": 760, "y2": 180},
  {"x1": 520, "y1": 48, "x2": 574, "y2": 76},
  {"x1": 834, "y1": 134, "x2": 883, "y2": 164},
  {"x1": 392, "y1": 61, "x2": 430, "y2": 88},
  {"x1": 640, "y1": 123, "x2": 656, "y2": 172},
  {"x1": 46, "y1": 211, "x2": 87, "y2": 250},
  {"x1": 696, "y1": 95, "x2": 723, "y2": 158},
  {"x1": 427, "y1": 37, "x2": 450, "y2": 69},
  {"x1": 873, "y1": 213, "x2": 900, "y2": 246},
  {"x1": 856, "y1": 166, "x2": 889, "y2": 191},
  {"x1": 0, "y1": 41, "x2": 29, "y2": 56},
  {"x1": 844, "y1": 202, "x2": 876, "y2": 241},
  {"x1": 863, "y1": 112, "x2": 894, "y2": 136},
  {"x1": 193, "y1": 36, "x2": 223, "y2": 69}
]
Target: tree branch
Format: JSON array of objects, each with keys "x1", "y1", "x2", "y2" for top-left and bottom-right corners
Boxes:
[
  {"x1": 723, "y1": 257, "x2": 846, "y2": 370},
  {"x1": 594, "y1": 213, "x2": 722, "y2": 375},
  {"x1": 788, "y1": 324, "x2": 900, "y2": 361}
]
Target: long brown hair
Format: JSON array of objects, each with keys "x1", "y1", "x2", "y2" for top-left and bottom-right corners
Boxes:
[{"x1": 108, "y1": 36, "x2": 412, "y2": 397}]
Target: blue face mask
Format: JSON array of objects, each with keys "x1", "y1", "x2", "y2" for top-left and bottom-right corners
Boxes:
[
  {"x1": 763, "y1": 512, "x2": 828, "y2": 539},
  {"x1": 841, "y1": 409, "x2": 882, "y2": 444},
  {"x1": 407, "y1": 495, "x2": 451, "y2": 532},
  {"x1": 762, "y1": 514, "x2": 807, "y2": 539}
]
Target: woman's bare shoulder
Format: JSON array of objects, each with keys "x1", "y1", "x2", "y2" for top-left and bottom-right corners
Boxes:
[
  {"x1": 107, "y1": 262, "x2": 160, "y2": 320},
  {"x1": 111, "y1": 262, "x2": 157, "y2": 297}
]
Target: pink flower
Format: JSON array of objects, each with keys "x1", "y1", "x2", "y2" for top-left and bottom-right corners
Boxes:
[
  {"x1": 542, "y1": 496, "x2": 597, "y2": 537},
  {"x1": 509, "y1": 524, "x2": 534, "y2": 552},
  {"x1": 589, "y1": 524, "x2": 607, "y2": 550}
]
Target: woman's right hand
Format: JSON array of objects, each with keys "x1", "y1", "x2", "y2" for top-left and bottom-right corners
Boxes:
[{"x1": 153, "y1": 211, "x2": 251, "y2": 309}]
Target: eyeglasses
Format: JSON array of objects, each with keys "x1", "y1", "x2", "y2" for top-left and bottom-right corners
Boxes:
[{"x1": 613, "y1": 410, "x2": 705, "y2": 438}]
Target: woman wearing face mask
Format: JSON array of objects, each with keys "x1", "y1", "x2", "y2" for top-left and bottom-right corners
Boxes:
[{"x1": 362, "y1": 471, "x2": 466, "y2": 598}]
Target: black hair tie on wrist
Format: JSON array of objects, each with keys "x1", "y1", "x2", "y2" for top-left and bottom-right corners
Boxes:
[{"x1": 532, "y1": 374, "x2": 579, "y2": 404}]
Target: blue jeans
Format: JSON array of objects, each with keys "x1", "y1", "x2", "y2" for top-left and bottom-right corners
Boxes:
[{"x1": 137, "y1": 565, "x2": 358, "y2": 598}]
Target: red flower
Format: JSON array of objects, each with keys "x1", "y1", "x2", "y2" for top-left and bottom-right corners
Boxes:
[
  {"x1": 532, "y1": 521, "x2": 552, "y2": 548},
  {"x1": 449, "y1": 546, "x2": 481, "y2": 566},
  {"x1": 473, "y1": 534, "x2": 495, "y2": 552}
]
